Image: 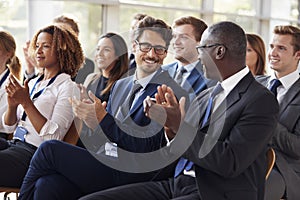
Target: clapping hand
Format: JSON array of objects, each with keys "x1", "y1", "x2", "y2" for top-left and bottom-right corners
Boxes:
[
  {"x1": 144, "y1": 84, "x2": 186, "y2": 139},
  {"x1": 5, "y1": 74, "x2": 30, "y2": 108},
  {"x1": 69, "y1": 91, "x2": 107, "y2": 130}
]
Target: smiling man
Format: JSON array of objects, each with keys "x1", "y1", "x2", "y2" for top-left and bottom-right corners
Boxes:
[
  {"x1": 256, "y1": 25, "x2": 300, "y2": 200},
  {"x1": 18, "y1": 16, "x2": 189, "y2": 200},
  {"x1": 162, "y1": 16, "x2": 216, "y2": 101}
]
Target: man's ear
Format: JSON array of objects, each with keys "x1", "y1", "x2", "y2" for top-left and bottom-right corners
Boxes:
[
  {"x1": 132, "y1": 43, "x2": 137, "y2": 53},
  {"x1": 216, "y1": 45, "x2": 226, "y2": 59},
  {"x1": 295, "y1": 50, "x2": 300, "y2": 60}
]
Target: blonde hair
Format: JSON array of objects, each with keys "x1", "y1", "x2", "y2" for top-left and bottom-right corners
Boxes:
[
  {"x1": 0, "y1": 30, "x2": 22, "y2": 81},
  {"x1": 29, "y1": 24, "x2": 84, "y2": 78}
]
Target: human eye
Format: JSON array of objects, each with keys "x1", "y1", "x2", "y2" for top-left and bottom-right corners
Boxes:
[
  {"x1": 154, "y1": 45, "x2": 166, "y2": 54},
  {"x1": 140, "y1": 43, "x2": 151, "y2": 51}
]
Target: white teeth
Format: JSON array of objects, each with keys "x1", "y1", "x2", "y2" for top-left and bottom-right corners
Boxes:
[{"x1": 145, "y1": 59, "x2": 155, "y2": 64}]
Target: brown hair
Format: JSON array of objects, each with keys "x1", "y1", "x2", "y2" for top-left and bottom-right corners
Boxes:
[
  {"x1": 98, "y1": 32, "x2": 129, "y2": 95},
  {"x1": 133, "y1": 16, "x2": 172, "y2": 48},
  {"x1": 29, "y1": 24, "x2": 84, "y2": 78},
  {"x1": 273, "y1": 25, "x2": 300, "y2": 53},
  {"x1": 246, "y1": 33, "x2": 266, "y2": 75},
  {"x1": 0, "y1": 31, "x2": 22, "y2": 81},
  {"x1": 173, "y1": 16, "x2": 207, "y2": 42},
  {"x1": 53, "y1": 14, "x2": 79, "y2": 35}
]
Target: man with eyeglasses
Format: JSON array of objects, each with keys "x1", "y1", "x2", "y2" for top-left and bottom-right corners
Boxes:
[
  {"x1": 162, "y1": 16, "x2": 216, "y2": 101},
  {"x1": 79, "y1": 21, "x2": 279, "y2": 200},
  {"x1": 18, "y1": 16, "x2": 189, "y2": 200}
]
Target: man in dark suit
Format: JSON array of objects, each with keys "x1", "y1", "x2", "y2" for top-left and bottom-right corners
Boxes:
[
  {"x1": 18, "y1": 16, "x2": 188, "y2": 200},
  {"x1": 256, "y1": 25, "x2": 300, "y2": 200},
  {"x1": 79, "y1": 21, "x2": 279, "y2": 200},
  {"x1": 162, "y1": 16, "x2": 216, "y2": 101}
]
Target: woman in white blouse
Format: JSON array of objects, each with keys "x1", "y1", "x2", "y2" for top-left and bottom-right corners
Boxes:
[
  {"x1": 0, "y1": 30, "x2": 22, "y2": 139},
  {"x1": 0, "y1": 24, "x2": 84, "y2": 188}
]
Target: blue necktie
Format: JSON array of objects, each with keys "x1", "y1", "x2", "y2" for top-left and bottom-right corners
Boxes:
[
  {"x1": 269, "y1": 79, "x2": 282, "y2": 97},
  {"x1": 174, "y1": 84, "x2": 224, "y2": 178}
]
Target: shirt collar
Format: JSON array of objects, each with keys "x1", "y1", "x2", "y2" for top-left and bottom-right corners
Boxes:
[
  {"x1": 269, "y1": 70, "x2": 299, "y2": 90},
  {"x1": 220, "y1": 67, "x2": 249, "y2": 96},
  {"x1": 177, "y1": 60, "x2": 199, "y2": 73},
  {"x1": 133, "y1": 70, "x2": 157, "y2": 89}
]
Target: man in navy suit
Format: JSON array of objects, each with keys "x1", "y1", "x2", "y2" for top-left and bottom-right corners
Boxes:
[
  {"x1": 18, "y1": 16, "x2": 189, "y2": 200},
  {"x1": 162, "y1": 16, "x2": 216, "y2": 101},
  {"x1": 79, "y1": 22, "x2": 279, "y2": 200},
  {"x1": 256, "y1": 25, "x2": 300, "y2": 200}
]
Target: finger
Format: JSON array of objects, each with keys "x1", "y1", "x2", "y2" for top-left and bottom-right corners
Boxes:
[
  {"x1": 24, "y1": 79, "x2": 29, "y2": 90},
  {"x1": 9, "y1": 75, "x2": 20, "y2": 87},
  {"x1": 157, "y1": 85, "x2": 167, "y2": 104},
  {"x1": 88, "y1": 90, "x2": 101, "y2": 104},
  {"x1": 165, "y1": 91, "x2": 178, "y2": 106},
  {"x1": 178, "y1": 97, "x2": 186, "y2": 119}
]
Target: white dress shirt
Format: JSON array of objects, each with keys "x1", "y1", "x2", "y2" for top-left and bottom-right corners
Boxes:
[
  {"x1": 268, "y1": 70, "x2": 300, "y2": 103},
  {"x1": 0, "y1": 73, "x2": 80, "y2": 147}
]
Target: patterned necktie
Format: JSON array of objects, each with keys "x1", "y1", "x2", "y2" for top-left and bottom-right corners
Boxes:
[
  {"x1": 269, "y1": 79, "x2": 282, "y2": 97},
  {"x1": 128, "y1": 83, "x2": 142, "y2": 108},
  {"x1": 174, "y1": 84, "x2": 223, "y2": 178},
  {"x1": 174, "y1": 67, "x2": 187, "y2": 85}
]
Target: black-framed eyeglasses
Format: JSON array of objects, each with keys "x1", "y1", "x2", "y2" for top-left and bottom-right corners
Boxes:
[
  {"x1": 196, "y1": 43, "x2": 225, "y2": 54},
  {"x1": 135, "y1": 40, "x2": 167, "y2": 55}
]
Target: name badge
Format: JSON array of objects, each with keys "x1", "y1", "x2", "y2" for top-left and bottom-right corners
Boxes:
[
  {"x1": 105, "y1": 142, "x2": 118, "y2": 158},
  {"x1": 14, "y1": 126, "x2": 28, "y2": 141}
]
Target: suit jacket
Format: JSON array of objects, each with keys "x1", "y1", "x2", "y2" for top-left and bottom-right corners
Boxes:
[
  {"x1": 256, "y1": 75, "x2": 300, "y2": 200},
  {"x1": 162, "y1": 61, "x2": 217, "y2": 101},
  {"x1": 172, "y1": 72, "x2": 279, "y2": 200},
  {"x1": 98, "y1": 68, "x2": 189, "y2": 154}
]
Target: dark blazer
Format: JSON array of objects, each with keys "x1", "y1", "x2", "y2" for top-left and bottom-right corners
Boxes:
[
  {"x1": 256, "y1": 75, "x2": 300, "y2": 200},
  {"x1": 172, "y1": 72, "x2": 279, "y2": 200},
  {"x1": 162, "y1": 61, "x2": 217, "y2": 101},
  {"x1": 98, "y1": 68, "x2": 189, "y2": 153}
]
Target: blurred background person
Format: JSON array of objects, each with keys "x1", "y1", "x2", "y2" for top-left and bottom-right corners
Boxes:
[
  {"x1": 0, "y1": 30, "x2": 22, "y2": 139},
  {"x1": 53, "y1": 14, "x2": 95, "y2": 84},
  {"x1": 246, "y1": 33, "x2": 267, "y2": 76}
]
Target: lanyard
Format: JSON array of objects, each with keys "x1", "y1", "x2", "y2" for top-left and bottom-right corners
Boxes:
[
  {"x1": 21, "y1": 73, "x2": 59, "y2": 121},
  {"x1": 0, "y1": 68, "x2": 10, "y2": 88}
]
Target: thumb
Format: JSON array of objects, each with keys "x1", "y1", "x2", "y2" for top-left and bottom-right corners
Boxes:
[{"x1": 24, "y1": 79, "x2": 29, "y2": 89}]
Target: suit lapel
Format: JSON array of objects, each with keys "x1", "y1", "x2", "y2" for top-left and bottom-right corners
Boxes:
[
  {"x1": 202, "y1": 73, "x2": 254, "y2": 128},
  {"x1": 279, "y1": 77, "x2": 300, "y2": 114}
]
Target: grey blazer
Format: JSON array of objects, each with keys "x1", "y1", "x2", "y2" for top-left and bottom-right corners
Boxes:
[{"x1": 256, "y1": 75, "x2": 300, "y2": 200}]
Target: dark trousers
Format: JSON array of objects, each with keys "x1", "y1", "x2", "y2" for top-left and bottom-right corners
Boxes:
[
  {"x1": 79, "y1": 174, "x2": 199, "y2": 200},
  {"x1": 0, "y1": 138, "x2": 36, "y2": 187},
  {"x1": 18, "y1": 140, "x2": 174, "y2": 200},
  {"x1": 264, "y1": 167, "x2": 285, "y2": 200}
]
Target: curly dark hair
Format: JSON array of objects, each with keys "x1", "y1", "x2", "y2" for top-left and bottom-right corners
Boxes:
[{"x1": 29, "y1": 24, "x2": 84, "y2": 78}]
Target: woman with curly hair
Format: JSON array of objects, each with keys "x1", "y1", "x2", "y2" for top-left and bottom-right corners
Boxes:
[
  {"x1": 0, "y1": 24, "x2": 84, "y2": 188},
  {"x1": 0, "y1": 30, "x2": 22, "y2": 139}
]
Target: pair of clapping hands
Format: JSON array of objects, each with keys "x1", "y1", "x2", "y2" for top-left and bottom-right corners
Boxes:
[
  {"x1": 5, "y1": 75, "x2": 31, "y2": 108},
  {"x1": 143, "y1": 84, "x2": 186, "y2": 139},
  {"x1": 69, "y1": 84, "x2": 107, "y2": 131}
]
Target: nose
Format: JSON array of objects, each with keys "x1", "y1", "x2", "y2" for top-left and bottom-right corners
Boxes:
[{"x1": 147, "y1": 47, "x2": 157, "y2": 57}]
